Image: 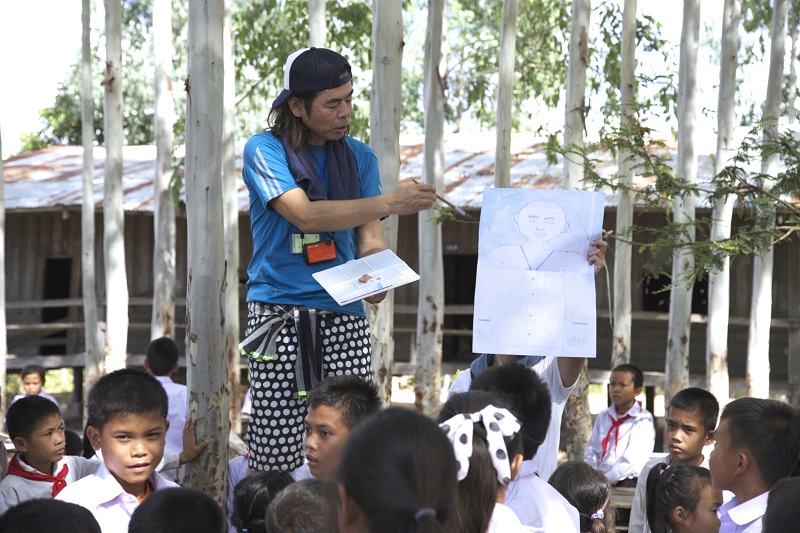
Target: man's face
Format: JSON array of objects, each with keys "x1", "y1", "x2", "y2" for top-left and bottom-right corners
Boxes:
[
  {"x1": 23, "y1": 373, "x2": 44, "y2": 396},
  {"x1": 516, "y1": 202, "x2": 567, "y2": 242},
  {"x1": 14, "y1": 413, "x2": 65, "y2": 474},
  {"x1": 290, "y1": 82, "x2": 353, "y2": 146},
  {"x1": 664, "y1": 407, "x2": 713, "y2": 465},
  {"x1": 303, "y1": 404, "x2": 349, "y2": 480},
  {"x1": 88, "y1": 410, "x2": 167, "y2": 496}
]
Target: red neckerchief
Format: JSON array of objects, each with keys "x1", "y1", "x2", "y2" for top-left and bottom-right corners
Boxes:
[
  {"x1": 7, "y1": 453, "x2": 69, "y2": 497},
  {"x1": 600, "y1": 401, "x2": 640, "y2": 461}
]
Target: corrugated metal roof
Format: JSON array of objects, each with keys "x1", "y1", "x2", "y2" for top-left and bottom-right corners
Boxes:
[{"x1": 0, "y1": 132, "x2": 787, "y2": 213}]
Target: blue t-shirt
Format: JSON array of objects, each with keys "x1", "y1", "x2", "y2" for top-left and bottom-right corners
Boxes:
[{"x1": 242, "y1": 131, "x2": 383, "y2": 316}]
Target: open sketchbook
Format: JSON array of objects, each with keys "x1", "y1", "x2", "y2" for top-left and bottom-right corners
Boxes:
[{"x1": 312, "y1": 249, "x2": 420, "y2": 306}]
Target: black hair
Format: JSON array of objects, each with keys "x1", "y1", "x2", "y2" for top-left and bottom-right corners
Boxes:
[
  {"x1": 87, "y1": 368, "x2": 168, "y2": 432},
  {"x1": 231, "y1": 470, "x2": 295, "y2": 533},
  {"x1": 0, "y1": 499, "x2": 101, "y2": 533},
  {"x1": 128, "y1": 487, "x2": 225, "y2": 533},
  {"x1": 469, "y1": 363, "x2": 552, "y2": 460},
  {"x1": 763, "y1": 476, "x2": 800, "y2": 533},
  {"x1": 437, "y1": 391, "x2": 524, "y2": 533},
  {"x1": 720, "y1": 397, "x2": 800, "y2": 487},
  {"x1": 612, "y1": 364, "x2": 644, "y2": 389},
  {"x1": 307, "y1": 375, "x2": 382, "y2": 430},
  {"x1": 265, "y1": 478, "x2": 338, "y2": 533},
  {"x1": 339, "y1": 407, "x2": 457, "y2": 533},
  {"x1": 64, "y1": 429, "x2": 83, "y2": 456},
  {"x1": 549, "y1": 461, "x2": 612, "y2": 533},
  {"x1": 20, "y1": 364, "x2": 46, "y2": 385},
  {"x1": 667, "y1": 387, "x2": 720, "y2": 433},
  {"x1": 645, "y1": 463, "x2": 713, "y2": 533},
  {"x1": 6, "y1": 395, "x2": 62, "y2": 441},
  {"x1": 145, "y1": 336, "x2": 180, "y2": 376}
]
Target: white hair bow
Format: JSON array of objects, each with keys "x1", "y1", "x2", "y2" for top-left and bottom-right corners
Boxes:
[{"x1": 439, "y1": 405, "x2": 521, "y2": 485}]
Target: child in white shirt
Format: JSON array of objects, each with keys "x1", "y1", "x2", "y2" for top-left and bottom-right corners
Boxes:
[{"x1": 584, "y1": 364, "x2": 655, "y2": 486}]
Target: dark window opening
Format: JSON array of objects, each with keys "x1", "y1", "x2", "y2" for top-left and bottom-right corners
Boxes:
[
  {"x1": 443, "y1": 255, "x2": 478, "y2": 363},
  {"x1": 642, "y1": 273, "x2": 708, "y2": 315},
  {"x1": 41, "y1": 257, "x2": 71, "y2": 355}
]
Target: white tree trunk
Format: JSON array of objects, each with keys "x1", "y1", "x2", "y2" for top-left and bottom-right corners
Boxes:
[
  {"x1": 747, "y1": 0, "x2": 788, "y2": 398},
  {"x1": 563, "y1": 0, "x2": 590, "y2": 190},
  {"x1": 368, "y1": 0, "x2": 403, "y2": 404},
  {"x1": 183, "y1": 0, "x2": 229, "y2": 499},
  {"x1": 665, "y1": 0, "x2": 700, "y2": 405},
  {"x1": 494, "y1": 0, "x2": 519, "y2": 188},
  {"x1": 103, "y1": 0, "x2": 128, "y2": 371},
  {"x1": 223, "y1": 0, "x2": 241, "y2": 433},
  {"x1": 706, "y1": 0, "x2": 740, "y2": 403},
  {"x1": 152, "y1": 0, "x2": 177, "y2": 340},
  {"x1": 612, "y1": 0, "x2": 636, "y2": 368},
  {"x1": 82, "y1": 0, "x2": 101, "y2": 409},
  {"x1": 308, "y1": 0, "x2": 327, "y2": 48},
  {"x1": 0, "y1": 127, "x2": 7, "y2": 416},
  {"x1": 788, "y1": 11, "x2": 799, "y2": 124},
  {"x1": 562, "y1": 0, "x2": 592, "y2": 460},
  {"x1": 415, "y1": 0, "x2": 446, "y2": 416}
]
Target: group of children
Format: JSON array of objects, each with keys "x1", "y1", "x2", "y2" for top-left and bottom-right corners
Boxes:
[{"x1": 1, "y1": 351, "x2": 799, "y2": 533}]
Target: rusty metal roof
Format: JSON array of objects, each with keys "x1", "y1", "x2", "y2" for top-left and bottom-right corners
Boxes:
[{"x1": 1, "y1": 132, "x2": 783, "y2": 213}]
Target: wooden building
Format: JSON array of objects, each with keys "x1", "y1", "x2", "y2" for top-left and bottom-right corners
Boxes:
[{"x1": 3, "y1": 135, "x2": 798, "y2": 399}]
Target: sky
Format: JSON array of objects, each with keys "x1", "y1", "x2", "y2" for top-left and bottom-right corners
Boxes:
[{"x1": 0, "y1": 0, "x2": 756, "y2": 161}]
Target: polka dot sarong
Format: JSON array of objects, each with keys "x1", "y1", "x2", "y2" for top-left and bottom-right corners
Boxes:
[{"x1": 245, "y1": 304, "x2": 372, "y2": 472}]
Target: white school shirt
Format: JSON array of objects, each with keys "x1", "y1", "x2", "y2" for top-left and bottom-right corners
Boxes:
[
  {"x1": 0, "y1": 454, "x2": 101, "y2": 515},
  {"x1": 583, "y1": 402, "x2": 655, "y2": 484},
  {"x1": 627, "y1": 453, "x2": 671, "y2": 533},
  {"x1": 718, "y1": 492, "x2": 770, "y2": 533},
  {"x1": 504, "y1": 460, "x2": 580, "y2": 532},
  {"x1": 487, "y1": 502, "x2": 536, "y2": 533},
  {"x1": 449, "y1": 356, "x2": 577, "y2": 481},
  {"x1": 56, "y1": 463, "x2": 178, "y2": 533},
  {"x1": 227, "y1": 455, "x2": 249, "y2": 533},
  {"x1": 154, "y1": 376, "x2": 187, "y2": 455}
]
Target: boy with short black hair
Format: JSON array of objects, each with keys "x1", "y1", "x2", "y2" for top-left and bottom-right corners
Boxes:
[
  {"x1": 629, "y1": 387, "x2": 720, "y2": 533},
  {"x1": 129, "y1": 487, "x2": 225, "y2": 533},
  {"x1": 11, "y1": 364, "x2": 59, "y2": 407},
  {"x1": 296, "y1": 374, "x2": 381, "y2": 480},
  {"x1": 584, "y1": 363, "x2": 655, "y2": 486},
  {"x1": 710, "y1": 397, "x2": 800, "y2": 533},
  {"x1": 144, "y1": 337, "x2": 186, "y2": 459},
  {"x1": 0, "y1": 396, "x2": 101, "y2": 514},
  {"x1": 265, "y1": 478, "x2": 339, "y2": 533},
  {"x1": 56, "y1": 369, "x2": 181, "y2": 533},
  {"x1": 470, "y1": 363, "x2": 580, "y2": 531}
]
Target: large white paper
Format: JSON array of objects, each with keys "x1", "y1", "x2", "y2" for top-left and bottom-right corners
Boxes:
[
  {"x1": 312, "y1": 249, "x2": 420, "y2": 306},
  {"x1": 473, "y1": 189, "x2": 605, "y2": 358}
]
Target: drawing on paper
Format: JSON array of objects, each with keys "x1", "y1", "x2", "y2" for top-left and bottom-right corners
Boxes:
[{"x1": 473, "y1": 189, "x2": 605, "y2": 358}]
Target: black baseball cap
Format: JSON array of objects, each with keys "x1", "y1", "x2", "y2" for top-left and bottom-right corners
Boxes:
[{"x1": 271, "y1": 47, "x2": 352, "y2": 109}]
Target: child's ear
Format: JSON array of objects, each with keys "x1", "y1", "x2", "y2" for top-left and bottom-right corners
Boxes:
[
  {"x1": 735, "y1": 451, "x2": 750, "y2": 475},
  {"x1": 672, "y1": 505, "x2": 688, "y2": 525},
  {"x1": 634, "y1": 386, "x2": 643, "y2": 396},
  {"x1": 704, "y1": 429, "x2": 715, "y2": 446},
  {"x1": 12, "y1": 436, "x2": 28, "y2": 453},
  {"x1": 86, "y1": 426, "x2": 102, "y2": 451},
  {"x1": 510, "y1": 453, "x2": 524, "y2": 481}
]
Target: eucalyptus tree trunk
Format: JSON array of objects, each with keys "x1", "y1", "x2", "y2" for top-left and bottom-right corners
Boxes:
[
  {"x1": 664, "y1": 0, "x2": 700, "y2": 404},
  {"x1": 563, "y1": 0, "x2": 590, "y2": 190},
  {"x1": 103, "y1": 0, "x2": 129, "y2": 371},
  {"x1": 494, "y1": 0, "x2": 519, "y2": 188},
  {"x1": 706, "y1": 0, "x2": 740, "y2": 403},
  {"x1": 223, "y1": 0, "x2": 241, "y2": 433},
  {"x1": 747, "y1": 0, "x2": 788, "y2": 398},
  {"x1": 308, "y1": 0, "x2": 327, "y2": 47},
  {"x1": 82, "y1": 0, "x2": 101, "y2": 409},
  {"x1": 665, "y1": 0, "x2": 700, "y2": 405},
  {"x1": 0, "y1": 127, "x2": 7, "y2": 417},
  {"x1": 788, "y1": 6, "x2": 798, "y2": 123},
  {"x1": 414, "y1": 0, "x2": 446, "y2": 416},
  {"x1": 183, "y1": 0, "x2": 229, "y2": 500},
  {"x1": 611, "y1": 0, "x2": 636, "y2": 368},
  {"x1": 151, "y1": 0, "x2": 177, "y2": 340},
  {"x1": 562, "y1": 0, "x2": 591, "y2": 461},
  {"x1": 368, "y1": 0, "x2": 403, "y2": 404}
]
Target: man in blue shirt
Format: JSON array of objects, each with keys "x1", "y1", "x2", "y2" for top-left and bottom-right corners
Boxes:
[{"x1": 240, "y1": 47, "x2": 435, "y2": 473}]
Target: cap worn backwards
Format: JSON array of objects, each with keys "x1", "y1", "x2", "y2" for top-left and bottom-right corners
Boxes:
[{"x1": 271, "y1": 47, "x2": 352, "y2": 109}]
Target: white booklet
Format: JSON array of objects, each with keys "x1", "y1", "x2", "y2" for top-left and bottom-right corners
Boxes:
[{"x1": 312, "y1": 249, "x2": 420, "y2": 306}]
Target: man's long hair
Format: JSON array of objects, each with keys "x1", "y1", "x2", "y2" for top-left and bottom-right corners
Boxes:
[{"x1": 267, "y1": 91, "x2": 318, "y2": 152}]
